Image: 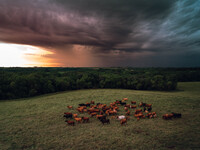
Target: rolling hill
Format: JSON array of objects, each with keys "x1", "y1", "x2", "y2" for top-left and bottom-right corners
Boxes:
[{"x1": 0, "y1": 82, "x2": 200, "y2": 150}]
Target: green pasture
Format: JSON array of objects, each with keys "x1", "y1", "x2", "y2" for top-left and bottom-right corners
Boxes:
[{"x1": 0, "y1": 82, "x2": 200, "y2": 150}]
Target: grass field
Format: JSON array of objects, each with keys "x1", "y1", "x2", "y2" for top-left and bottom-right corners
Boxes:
[{"x1": 0, "y1": 82, "x2": 200, "y2": 150}]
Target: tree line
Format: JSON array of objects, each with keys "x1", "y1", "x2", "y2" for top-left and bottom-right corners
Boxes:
[{"x1": 0, "y1": 67, "x2": 199, "y2": 100}]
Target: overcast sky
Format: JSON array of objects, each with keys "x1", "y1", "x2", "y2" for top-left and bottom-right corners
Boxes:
[{"x1": 0, "y1": 0, "x2": 200, "y2": 67}]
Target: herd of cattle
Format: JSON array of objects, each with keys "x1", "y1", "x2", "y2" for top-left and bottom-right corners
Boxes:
[{"x1": 63, "y1": 98, "x2": 181, "y2": 126}]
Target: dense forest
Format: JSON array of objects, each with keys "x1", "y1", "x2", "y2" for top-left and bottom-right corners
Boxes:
[{"x1": 0, "y1": 67, "x2": 199, "y2": 100}]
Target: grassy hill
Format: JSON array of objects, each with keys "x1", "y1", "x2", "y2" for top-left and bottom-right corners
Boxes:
[{"x1": 0, "y1": 82, "x2": 200, "y2": 150}]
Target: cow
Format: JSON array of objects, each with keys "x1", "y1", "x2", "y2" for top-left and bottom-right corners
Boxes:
[
  {"x1": 172, "y1": 112, "x2": 182, "y2": 118},
  {"x1": 74, "y1": 117, "x2": 82, "y2": 123},
  {"x1": 131, "y1": 101, "x2": 136, "y2": 104},
  {"x1": 100, "y1": 118, "x2": 110, "y2": 125},
  {"x1": 117, "y1": 115, "x2": 126, "y2": 120},
  {"x1": 163, "y1": 114, "x2": 174, "y2": 120},
  {"x1": 82, "y1": 117, "x2": 89, "y2": 123},
  {"x1": 65, "y1": 120, "x2": 75, "y2": 126},
  {"x1": 120, "y1": 118, "x2": 127, "y2": 125},
  {"x1": 67, "y1": 106, "x2": 73, "y2": 109},
  {"x1": 63, "y1": 112, "x2": 73, "y2": 119}
]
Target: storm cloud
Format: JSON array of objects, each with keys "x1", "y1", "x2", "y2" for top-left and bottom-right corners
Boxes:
[{"x1": 0, "y1": 0, "x2": 200, "y2": 67}]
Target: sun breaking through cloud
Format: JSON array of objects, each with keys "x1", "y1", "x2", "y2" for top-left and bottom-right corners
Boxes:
[{"x1": 0, "y1": 43, "x2": 57, "y2": 67}]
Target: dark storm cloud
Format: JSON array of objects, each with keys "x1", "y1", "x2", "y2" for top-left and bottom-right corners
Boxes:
[
  {"x1": 0, "y1": 0, "x2": 175, "y2": 48},
  {"x1": 0, "y1": 0, "x2": 200, "y2": 67},
  {"x1": 56, "y1": 0, "x2": 175, "y2": 18}
]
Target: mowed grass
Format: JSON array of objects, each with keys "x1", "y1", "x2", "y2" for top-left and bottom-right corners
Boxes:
[{"x1": 0, "y1": 82, "x2": 200, "y2": 150}]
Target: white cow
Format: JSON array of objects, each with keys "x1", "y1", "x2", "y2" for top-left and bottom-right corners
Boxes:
[{"x1": 117, "y1": 115, "x2": 126, "y2": 120}]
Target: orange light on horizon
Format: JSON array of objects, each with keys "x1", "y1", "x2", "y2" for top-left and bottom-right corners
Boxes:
[{"x1": 0, "y1": 43, "x2": 59, "y2": 67}]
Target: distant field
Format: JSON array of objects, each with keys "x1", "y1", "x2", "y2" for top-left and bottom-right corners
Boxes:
[{"x1": 0, "y1": 82, "x2": 200, "y2": 150}]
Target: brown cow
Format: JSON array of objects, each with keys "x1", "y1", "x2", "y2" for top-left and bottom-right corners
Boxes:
[
  {"x1": 131, "y1": 105, "x2": 137, "y2": 109},
  {"x1": 82, "y1": 117, "x2": 89, "y2": 123},
  {"x1": 135, "y1": 109, "x2": 142, "y2": 114},
  {"x1": 73, "y1": 114, "x2": 78, "y2": 118},
  {"x1": 67, "y1": 106, "x2": 73, "y2": 109},
  {"x1": 145, "y1": 104, "x2": 152, "y2": 107},
  {"x1": 131, "y1": 101, "x2": 136, "y2": 104},
  {"x1": 96, "y1": 115, "x2": 104, "y2": 119},
  {"x1": 90, "y1": 112, "x2": 97, "y2": 117},
  {"x1": 65, "y1": 120, "x2": 75, "y2": 126},
  {"x1": 123, "y1": 98, "x2": 128, "y2": 101},
  {"x1": 124, "y1": 107, "x2": 129, "y2": 111},
  {"x1": 126, "y1": 110, "x2": 130, "y2": 116},
  {"x1": 120, "y1": 118, "x2": 127, "y2": 125},
  {"x1": 163, "y1": 114, "x2": 173, "y2": 120},
  {"x1": 74, "y1": 117, "x2": 82, "y2": 123}
]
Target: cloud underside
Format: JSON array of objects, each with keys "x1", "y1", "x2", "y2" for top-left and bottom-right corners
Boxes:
[{"x1": 0, "y1": 0, "x2": 200, "y2": 67}]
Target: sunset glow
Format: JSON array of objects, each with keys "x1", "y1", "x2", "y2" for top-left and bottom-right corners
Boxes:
[{"x1": 0, "y1": 43, "x2": 56, "y2": 67}]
